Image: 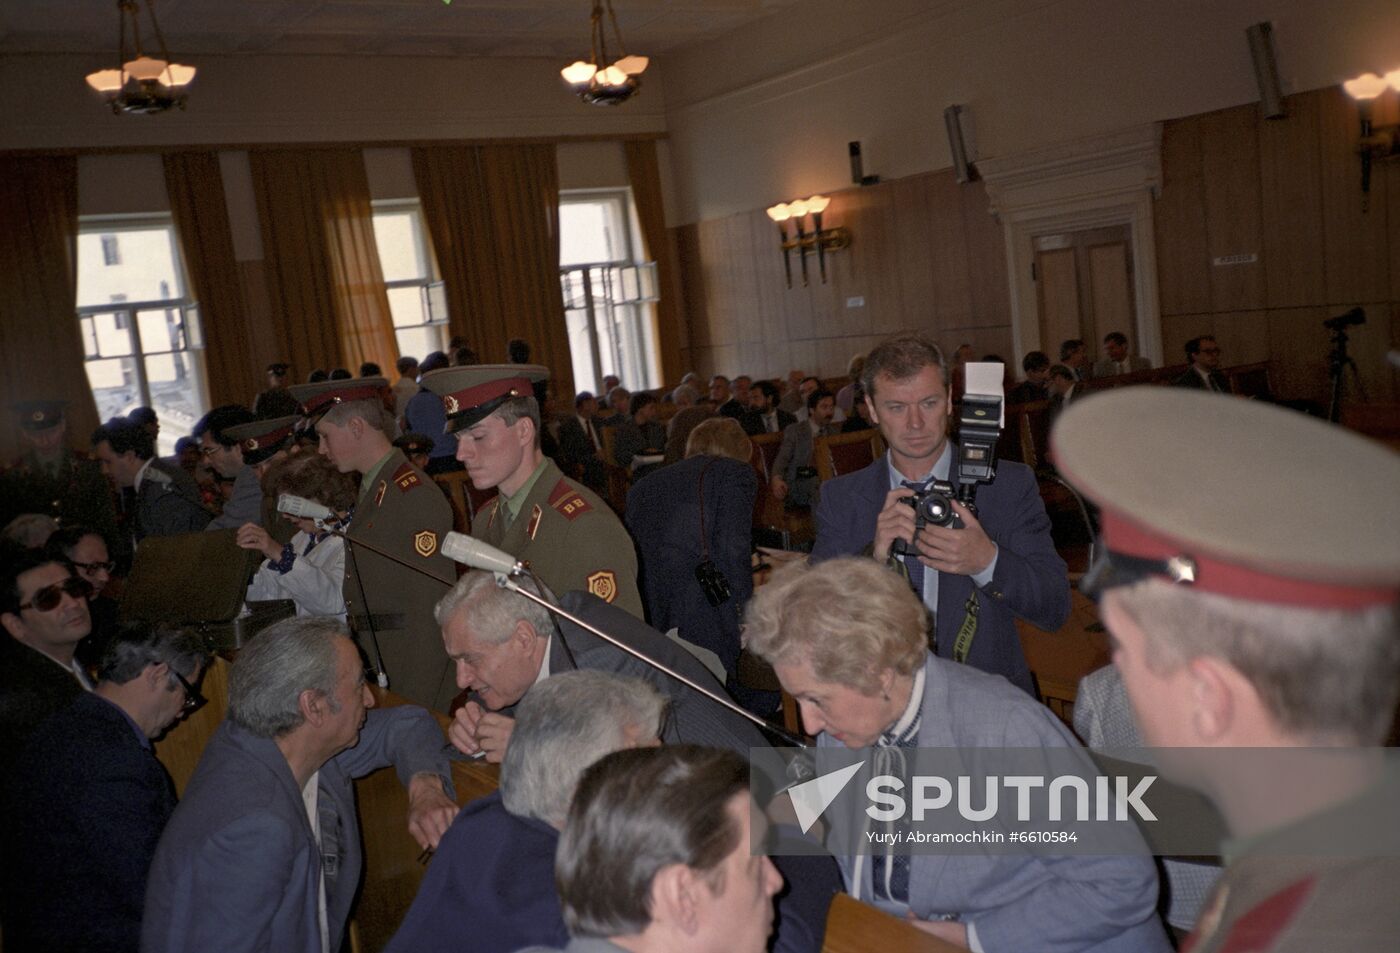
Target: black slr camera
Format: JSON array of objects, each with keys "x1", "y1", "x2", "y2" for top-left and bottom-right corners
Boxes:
[
  {"x1": 695, "y1": 559, "x2": 733, "y2": 607},
  {"x1": 901, "y1": 479, "x2": 963, "y2": 529}
]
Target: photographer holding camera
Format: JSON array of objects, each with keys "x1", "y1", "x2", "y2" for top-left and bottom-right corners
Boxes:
[{"x1": 811, "y1": 335, "x2": 1070, "y2": 696}]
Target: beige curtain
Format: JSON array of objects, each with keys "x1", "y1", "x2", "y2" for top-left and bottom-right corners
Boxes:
[
  {"x1": 163, "y1": 151, "x2": 257, "y2": 408},
  {"x1": 625, "y1": 140, "x2": 685, "y2": 387},
  {"x1": 248, "y1": 148, "x2": 399, "y2": 378},
  {"x1": 412, "y1": 143, "x2": 571, "y2": 400},
  {"x1": 0, "y1": 155, "x2": 98, "y2": 460}
]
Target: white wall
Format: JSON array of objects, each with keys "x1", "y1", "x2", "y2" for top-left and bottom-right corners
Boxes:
[{"x1": 661, "y1": 0, "x2": 1400, "y2": 223}]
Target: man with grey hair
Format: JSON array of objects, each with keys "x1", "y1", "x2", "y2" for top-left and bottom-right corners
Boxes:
[
  {"x1": 2, "y1": 625, "x2": 208, "y2": 953},
  {"x1": 386, "y1": 670, "x2": 665, "y2": 953},
  {"x1": 142, "y1": 617, "x2": 459, "y2": 953},
  {"x1": 437, "y1": 569, "x2": 764, "y2": 763},
  {"x1": 288, "y1": 377, "x2": 456, "y2": 710}
]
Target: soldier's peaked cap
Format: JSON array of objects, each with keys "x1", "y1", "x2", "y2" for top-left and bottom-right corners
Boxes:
[
  {"x1": 287, "y1": 378, "x2": 390, "y2": 421},
  {"x1": 223, "y1": 414, "x2": 300, "y2": 465},
  {"x1": 419, "y1": 364, "x2": 549, "y2": 434},
  {"x1": 1051, "y1": 388, "x2": 1400, "y2": 609}
]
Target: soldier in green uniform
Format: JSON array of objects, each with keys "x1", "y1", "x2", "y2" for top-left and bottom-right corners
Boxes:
[
  {"x1": 421, "y1": 365, "x2": 643, "y2": 619},
  {"x1": 288, "y1": 378, "x2": 457, "y2": 711},
  {"x1": 1, "y1": 401, "x2": 120, "y2": 559},
  {"x1": 1053, "y1": 388, "x2": 1400, "y2": 953}
]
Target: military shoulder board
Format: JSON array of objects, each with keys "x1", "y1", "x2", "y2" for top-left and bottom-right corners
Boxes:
[
  {"x1": 548, "y1": 480, "x2": 593, "y2": 521},
  {"x1": 392, "y1": 463, "x2": 422, "y2": 493}
]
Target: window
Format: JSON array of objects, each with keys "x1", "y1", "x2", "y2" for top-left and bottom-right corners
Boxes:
[
  {"x1": 370, "y1": 201, "x2": 448, "y2": 360},
  {"x1": 559, "y1": 190, "x2": 660, "y2": 396},
  {"x1": 77, "y1": 218, "x2": 207, "y2": 457}
]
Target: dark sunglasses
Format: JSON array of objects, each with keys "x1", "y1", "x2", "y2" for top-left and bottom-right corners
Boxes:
[
  {"x1": 19, "y1": 577, "x2": 93, "y2": 612},
  {"x1": 171, "y1": 669, "x2": 206, "y2": 714},
  {"x1": 72, "y1": 560, "x2": 116, "y2": 575}
]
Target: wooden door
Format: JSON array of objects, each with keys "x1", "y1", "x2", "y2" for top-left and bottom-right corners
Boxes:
[{"x1": 1032, "y1": 225, "x2": 1136, "y2": 363}]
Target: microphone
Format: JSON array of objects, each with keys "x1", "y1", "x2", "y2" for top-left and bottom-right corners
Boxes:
[
  {"x1": 441, "y1": 532, "x2": 521, "y2": 575},
  {"x1": 278, "y1": 493, "x2": 334, "y2": 522}
]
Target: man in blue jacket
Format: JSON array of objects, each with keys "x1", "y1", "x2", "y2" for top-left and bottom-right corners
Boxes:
[{"x1": 811, "y1": 335, "x2": 1069, "y2": 695}]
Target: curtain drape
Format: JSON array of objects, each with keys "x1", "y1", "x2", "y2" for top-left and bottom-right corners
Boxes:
[
  {"x1": 163, "y1": 151, "x2": 257, "y2": 408},
  {"x1": 0, "y1": 155, "x2": 97, "y2": 460},
  {"x1": 625, "y1": 140, "x2": 685, "y2": 387},
  {"x1": 412, "y1": 143, "x2": 571, "y2": 401},
  {"x1": 248, "y1": 148, "x2": 399, "y2": 380}
]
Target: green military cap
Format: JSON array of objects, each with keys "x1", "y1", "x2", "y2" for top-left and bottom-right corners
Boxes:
[
  {"x1": 419, "y1": 364, "x2": 549, "y2": 434},
  {"x1": 223, "y1": 414, "x2": 300, "y2": 465},
  {"x1": 1052, "y1": 388, "x2": 1400, "y2": 608},
  {"x1": 11, "y1": 399, "x2": 68, "y2": 431},
  {"x1": 287, "y1": 377, "x2": 390, "y2": 423}
]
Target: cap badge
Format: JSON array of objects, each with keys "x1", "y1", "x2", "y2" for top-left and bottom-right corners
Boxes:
[
  {"x1": 1165, "y1": 555, "x2": 1197, "y2": 585},
  {"x1": 444, "y1": 394, "x2": 460, "y2": 415},
  {"x1": 244, "y1": 438, "x2": 260, "y2": 451}
]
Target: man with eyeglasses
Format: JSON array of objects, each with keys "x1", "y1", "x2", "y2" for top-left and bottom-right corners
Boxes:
[
  {"x1": 0, "y1": 548, "x2": 94, "y2": 775},
  {"x1": 1, "y1": 625, "x2": 208, "y2": 953},
  {"x1": 1173, "y1": 336, "x2": 1230, "y2": 393}
]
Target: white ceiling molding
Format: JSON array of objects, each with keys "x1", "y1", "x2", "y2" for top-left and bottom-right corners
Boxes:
[{"x1": 977, "y1": 123, "x2": 1165, "y2": 366}]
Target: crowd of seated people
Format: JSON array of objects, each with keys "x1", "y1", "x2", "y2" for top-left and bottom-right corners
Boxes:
[{"x1": 1, "y1": 321, "x2": 1391, "y2": 953}]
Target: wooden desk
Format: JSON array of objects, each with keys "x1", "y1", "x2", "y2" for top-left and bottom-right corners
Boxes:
[
  {"x1": 1017, "y1": 585, "x2": 1110, "y2": 728},
  {"x1": 821, "y1": 894, "x2": 966, "y2": 953}
]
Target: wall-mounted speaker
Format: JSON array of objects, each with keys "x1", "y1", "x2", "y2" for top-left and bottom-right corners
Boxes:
[
  {"x1": 943, "y1": 104, "x2": 977, "y2": 183},
  {"x1": 1246, "y1": 21, "x2": 1286, "y2": 120},
  {"x1": 849, "y1": 141, "x2": 879, "y2": 186}
]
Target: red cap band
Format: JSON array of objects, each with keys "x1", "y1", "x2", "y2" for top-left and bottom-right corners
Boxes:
[
  {"x1": 300, "y1": 385, "x2": 386, "y2": 415},
  {"x1": 241, "y1": 422, "x2": 295, "y2": 453},
  {"x1": 441, "y1": 377, "x2": 530, "y2": 417},
  {"x1": 1101, "y1": 510, "x2": 1397, "y2": 609}
]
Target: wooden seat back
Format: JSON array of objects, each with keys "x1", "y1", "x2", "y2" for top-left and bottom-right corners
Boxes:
[{"x1": 814, "y1": 429, "x2": 884, "y2": 482}]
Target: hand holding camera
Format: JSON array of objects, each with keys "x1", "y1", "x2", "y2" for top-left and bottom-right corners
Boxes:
[{"x1": 877, "y1": 485, "x2": 996, "y2": 578}]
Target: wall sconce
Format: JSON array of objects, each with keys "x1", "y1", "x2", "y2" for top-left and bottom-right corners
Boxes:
[
  {"x1": 765, "y1": 195, "x2": 851, "y2": 288},
  {"x1": 1342, "y1": 69, "x2": 1400, "y2": 209}
]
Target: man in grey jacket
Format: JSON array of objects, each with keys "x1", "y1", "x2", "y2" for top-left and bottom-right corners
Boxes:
[
  {"x1": 141, "y1": 617, "x2": 458, "y2": 953},
  {"x1": 194, "y1": 404, "x2": 265, "y2": 530}
]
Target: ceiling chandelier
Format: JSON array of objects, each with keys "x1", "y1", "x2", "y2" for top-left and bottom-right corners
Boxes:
[
  {"x1": 560, "y1": 0, "x2": 649, "y2": 106},
  {"x1": 85, "y1": 0, "x2": 196, "y2": 115}
]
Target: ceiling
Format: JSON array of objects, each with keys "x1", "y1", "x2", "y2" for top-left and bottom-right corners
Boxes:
[{"x1": 0, "y1": 0, "x2": 803, "y2": 60}]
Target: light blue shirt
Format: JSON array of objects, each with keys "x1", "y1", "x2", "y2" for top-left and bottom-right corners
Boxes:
[{"x1": 885, "y1": 442, "x2": 998, "y2": 614}]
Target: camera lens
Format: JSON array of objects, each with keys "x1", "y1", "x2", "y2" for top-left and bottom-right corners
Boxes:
[{"x1": 916, "y1": 492, "x2": 955, "y2": 527}]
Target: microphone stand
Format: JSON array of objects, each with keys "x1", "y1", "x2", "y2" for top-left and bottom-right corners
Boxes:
[{"x1": 487, "y1": 564, "x2": 810, "y2": 749}]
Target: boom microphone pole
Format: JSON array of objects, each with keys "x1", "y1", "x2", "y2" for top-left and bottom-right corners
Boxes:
[{"x1": 439, "y1": 532, "x2": 810, "y2": 749}]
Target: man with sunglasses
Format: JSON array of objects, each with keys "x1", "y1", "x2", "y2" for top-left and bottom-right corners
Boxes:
[
  {"x1": 0, "y1": 548, "x2": 94, "y2": 775},
  {"x1": 1, "y1": 626, "x2": 208, "y2": 953}
]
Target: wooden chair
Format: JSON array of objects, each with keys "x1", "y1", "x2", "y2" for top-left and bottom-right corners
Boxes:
[
  {"x1": 1225, "y1": 361, "x2": 1273, "y2": 399},
  {"x1": 821, "y1": 893, "x2": 965, "y2": 953},
  {"x1": 154, "y1": 655, "x2": 232, "y2": 796},
  {"x1": 813, "y1": 429, "x2": 885, "y2": 482},
  {"x1": 750, "y1": 432, "x2": 814, "y2": 549}
]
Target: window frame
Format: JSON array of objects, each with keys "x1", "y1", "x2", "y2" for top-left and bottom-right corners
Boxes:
[{"x1": 370, "y1": 199, "x2": 449, "y2": 357}]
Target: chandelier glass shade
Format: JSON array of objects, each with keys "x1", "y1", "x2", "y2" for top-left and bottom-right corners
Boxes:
[
  {"x1": 560, "y1": 0, "x2": 648, "y2": 106},
  {"x1": 85, "y1": 0, "x2": 195, "y2": 115}
]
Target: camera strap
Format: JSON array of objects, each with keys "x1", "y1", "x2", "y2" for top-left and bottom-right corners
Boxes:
[
  {"x1": 696, "y1": 458, "x2": 716, "y2": 559},
  {"x1": 951, "y1": 590, "x2": 979, "y2": 664}
]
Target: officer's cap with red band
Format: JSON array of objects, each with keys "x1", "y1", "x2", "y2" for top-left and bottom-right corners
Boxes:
[
  {"x1": 1051, "y1": 388, "x2": 1399, "y2": 609},
  {"x1": 287, "y1": 378, "x2": 390, "y2": 423},
  {"x1": 419, "y1": 364, "x2": 549, "y2": 434},
  {"x1": 224, "y1": 414, "x2": 300, "y2": 466}
]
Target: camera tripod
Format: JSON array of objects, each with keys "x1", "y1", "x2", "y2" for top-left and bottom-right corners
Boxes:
[{"x1": 1326, "y1": 324, "x2": 1368, "y2": 424}]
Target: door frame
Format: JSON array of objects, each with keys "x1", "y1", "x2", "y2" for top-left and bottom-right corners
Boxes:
[{"x1": 978, "y1": 124, "x2": 1164, "y2": 366}]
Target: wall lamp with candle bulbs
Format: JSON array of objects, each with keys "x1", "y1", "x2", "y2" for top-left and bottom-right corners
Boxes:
[
  {"x1": 1342, "y1": 69, "x2": 1400, "y2": 209},
  {"x1": 765, "y1": 196, "x2": 851, "y2": 288}
]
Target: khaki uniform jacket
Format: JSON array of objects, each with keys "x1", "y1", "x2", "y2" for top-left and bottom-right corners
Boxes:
[
  {"x1": 475, "y1": 458, "x2": 643, "y2": 619},
  {"x1": 1184, "y1": 771, "x2": 1400, "y2": 953},
  {"x1": 344, "y1": 449, "x2": 457, "y2": 710}
]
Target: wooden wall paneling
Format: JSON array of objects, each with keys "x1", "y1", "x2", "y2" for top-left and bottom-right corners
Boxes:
[
  {"x1": 829, "y1": 182, "x2": 901, "y2": 345},
  {"x1": 748, "y1": 211, "x2": 795, "y2": 380},
  {"x1": 1088, "y1": 241, "x2": 1133, "y2": 347},
  {"x1": 1266, "y1": 307, "x2": 1330, "y2": 402},
  {"x1": 961, "y1": 179, "x2": 1012, "y2": 328},
  {"x1": 1159, "y1": 312, "x2": 1211, "y2": 368},
  {"x1": 1390, "y1": 142, "x2": 1400, "y2": 300},
  {"x1": 1210, "y1": 310, "x2": 1270, "y2": 366},
  {"x1": 1199, "y1": 104, "x2": 1265, "y2": 313},
  {"x1": 1319, "y1": 87, "x2": 1391, "y2": 303},
  {"x1": 890, "y1": 173, "x2": 936, "y2": 328},
  {"x1": 1344, "y1": 301, "x2": 1398, "y2": 404},
  {"x1": 1153, "y1": 116, "x2": 1212, "y2": 316},
  {"x1": 924, "y1": 170, "x2": 975, "y2": 330},
  {"x1": 788, "y1": 336, "x2": 818, "y2": 381},
  {"x1": 1259, "y1": 89, "x2": 1325, "y2": 309}
]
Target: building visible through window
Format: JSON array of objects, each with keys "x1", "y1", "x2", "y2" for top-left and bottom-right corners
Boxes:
[
  {"x1": 76, "y1": 218, "x2": 206, "y2": 456},
  {"x1": 370, "y1": 200, "x2": 448, "y2": 361}
]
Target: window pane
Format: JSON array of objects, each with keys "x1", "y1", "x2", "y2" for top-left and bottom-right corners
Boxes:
[
  {"x1": 144, "y1": 352, "x2": 208, "y2": 458},
  {"x1": 373, "y1": 210, "x2": 426, "y2": 283},
  {"x1": 77, "y1": 226, "x2": 183, "y2": 307},
  {"x1": 394, "y1": 326, "x2": 445, "y2": 363},
  {"x1": 85, "y1": 357, "x2": 142, "y2": 422},
  {"x1": 566, "y1": 306, "x2": 597, "y2": 395},
  {"x1": 84, "y1": 311, "x2": 135, "y2": 357},
  {"x1": 386, "y1": 285, "x2": 428, "y2": 328},
  {"x1": 559, "y1": 199, "x2": 628, "y2": 265},
  {"x1": 137, "y1": 307, "x2": 190, "y2": 353}
]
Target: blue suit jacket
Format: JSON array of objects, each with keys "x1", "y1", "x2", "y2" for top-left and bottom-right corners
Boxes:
[
  {"x1": 2, "y1": 692, "x2": 174, "y2": 953},
  {"x1": 821, "y1": 654, "x2": 1171, "y2": 953},
  {"x1": 141, "y1": 706, "x2": 451, "y2": 953},
  {"x1": 811, "y1": 450, "x2": 1069, "y2": 695},
  {"x1": 385, "y1": 791, "x2": 567, "y2": 953},
  {"x1": 625, "y1": 455, "x2": 756, "y2": 679}
]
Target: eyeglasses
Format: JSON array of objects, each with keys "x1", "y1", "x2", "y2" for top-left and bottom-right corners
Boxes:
[
  {"x1": 198, "y1": 445, "x2": 219, "y2": 457},
  {"x1": 18, "y1": 577, "x2": 93, "y2": 612},
  {"x1": 1198, "y1": 347, "x2": 1222, "y2": 355},
  {"x1": 171, "y1": 669, "x2": 206, "y2": 714},
  {"x1": 72, "y1": 560, "x2": 116, "y2": 575}
]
